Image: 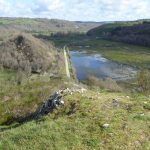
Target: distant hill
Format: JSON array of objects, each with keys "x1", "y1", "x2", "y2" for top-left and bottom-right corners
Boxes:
[
  {"x1": 87, "y1": 20, "x2": 150, "y2": 47},
  {"x1": 0, "y1": 33, "x2": 55, "y2": 74},
  {"x1": 0, "y1": 17, "x2": 103, "y2": 34}
]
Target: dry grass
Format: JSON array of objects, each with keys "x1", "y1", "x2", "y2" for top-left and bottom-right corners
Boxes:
[
  {"x1": 0, "y1": 33, "x2": 56, "y2": 74},
  {"x1": 86, "y1": 75, "x2": 122, "y2": 92}
]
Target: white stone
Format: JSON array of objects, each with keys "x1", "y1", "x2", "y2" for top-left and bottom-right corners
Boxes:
[
  {"x1": 103, "y1": 123, "x2": 110, "y2": 128},
  {"x1": 126, "y1": 96, "x2": 130, "y2": 99},
  {"x1": 140, "y1": 113, "x2": 144, "y2": 116}
]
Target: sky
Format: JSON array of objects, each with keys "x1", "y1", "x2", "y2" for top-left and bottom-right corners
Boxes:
[{"x1": 0, "y1": 0, "x2": 150, "y2": 21}]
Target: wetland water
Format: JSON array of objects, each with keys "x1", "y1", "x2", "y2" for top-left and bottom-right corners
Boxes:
[{"x1": 70, "y1": 50, "x2": 137, "y2": 81}]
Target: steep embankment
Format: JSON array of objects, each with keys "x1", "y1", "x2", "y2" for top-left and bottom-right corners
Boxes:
[{"x1": 87, "y1": 20, "x2": 150, "y2": 47}]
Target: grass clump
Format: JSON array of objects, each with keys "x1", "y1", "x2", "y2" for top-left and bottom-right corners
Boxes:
[{"x1": 137, "y1": 69, "x2": 150, "y2": 94}]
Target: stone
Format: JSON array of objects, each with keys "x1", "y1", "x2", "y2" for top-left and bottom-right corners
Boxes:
[
  {"x1": 140, "y1": 113, "x2": 144, "y2": 116},
  {"x1": 80, "y1": 88, "x2": 87, "y2": 93},
  {"x1": 35, "y1": 91, "x2": 64, "y2": 119},
  {"x1": 112, "y1": 99, "x2": 120, "y2": 107},
  {"x1": 103, "y1": 123, "x2": 110, "y2": 128},
  {"x1": 126, "y1": 96, "x2": 130, "y2": 99}
]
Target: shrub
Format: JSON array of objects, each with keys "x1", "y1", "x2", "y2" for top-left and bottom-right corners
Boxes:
[
  {"x1": 0, "y1": 33, "x2": 55, "y2": 74},
  {"x1": 86, "y1": 76, "x2": 122, "y2": 92},
  {"x1": 15, "y1": 69, "x2": 25, "y2": 85},
  {"x1": 137, "y1": 69, "x2": 150, "y2": 93}
]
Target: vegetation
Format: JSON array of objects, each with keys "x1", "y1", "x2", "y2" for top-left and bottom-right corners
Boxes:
[
  {"x1": 0, "y1": 33, "x2": 56, "y2": 74},
  {"x1": 36, "y1": 32, "x2": 88, "y2": 48},
  {"x1": 86, "y1": 76, "x2": 122, "y2": 92},
  {"x1": 0, "y1": 18, "x2": 150, "y2": 150},
  {"x1": 49, "y1": 35, "x2": 150, "y2": 69},
  {"x1": 0, "y1": 86, "x2": 150, "y2": 149},
  {"x1": 137, "y1": 69, "x2": 150, "y2": 94},
  {"x1": 0, "y1": 17, "x2": 102, "y2": 34},
  {"x1": 0, "y1": 70, "x2": 68, "y2": 125},
  {"x1": 87, "y1": 21, "x2": 150, "y2": 47},
  {"x1": 87, "y1": 20, "x2": 144, "y2": 36}
]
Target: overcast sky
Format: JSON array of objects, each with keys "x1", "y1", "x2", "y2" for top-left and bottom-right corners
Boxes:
[{"x1": 0, "y1": 0, "x2": 150, "y2": 21}]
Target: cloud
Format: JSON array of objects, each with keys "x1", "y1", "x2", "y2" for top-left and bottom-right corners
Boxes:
[{"x1": 0, "y1": 0, "x2": 149, "y2": 21}]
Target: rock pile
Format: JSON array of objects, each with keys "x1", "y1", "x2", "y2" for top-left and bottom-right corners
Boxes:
[
  {"x1": 29, "y1": 86, "x2": 87, "y2": 120},
  {"x1": 10, "y1": 86, "x2": 87, "y2": 124},
  {"x1": 35, "y1": 91, "x2": 64, "y2": 119}
]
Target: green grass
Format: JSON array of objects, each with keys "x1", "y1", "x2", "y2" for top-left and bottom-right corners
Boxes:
[
  {"x1": 0, "y1": 39, "x2": 67, "y2": 124},
  {"x1": 0, "y1": 59, "x2": 149, "y2": 150},
  {"x1": 0, "y1": 70, "x2": 16, "y2": 81},
  {"x1": 0, "y1": 70, "x2": 68, "y2": 125},
  {"x1": 0, "y1": 32, "x2": 150, "y2": 149},
  {"x1": 0, "y1": 89, "x2": 150, "y2": 150}
]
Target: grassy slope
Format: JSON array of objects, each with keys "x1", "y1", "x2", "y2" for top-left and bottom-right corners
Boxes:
[
  {"x1": 0, "y1": 44, "x2": 67, "y2": 124},
  {"x1": 0, "y1": 72, "x2": 64, "y2": 124},
  {"x1": 0, "y1": 88, "x2": 150, "y2": 149}
]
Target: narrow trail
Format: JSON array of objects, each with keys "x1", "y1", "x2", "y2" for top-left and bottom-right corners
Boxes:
[{"x1": 64, "y1": 46, "x2": 71, "y2": 78}]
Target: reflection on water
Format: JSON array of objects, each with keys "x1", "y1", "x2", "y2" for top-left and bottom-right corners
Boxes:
[{"x1": 70, "y1": 51, "x2": 137, "y2": 81}]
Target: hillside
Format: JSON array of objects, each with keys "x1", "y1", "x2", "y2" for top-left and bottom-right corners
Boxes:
[
  {"x1": 0, "y1": 33, "x2": 56, "y2": 74},
  {"x1": 0, "y1": 17, "x2": 103, "y2": 34},
  {"x1": 87, "y1": 20, "x2": 150, "y2": 47},
  {"x1": 0, "y1": 84, "x2": 150, "y2": 149}
]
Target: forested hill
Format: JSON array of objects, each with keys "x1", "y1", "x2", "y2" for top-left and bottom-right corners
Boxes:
[{"x1": 87, "y1": 20, "x2": 150, "y2": 47}]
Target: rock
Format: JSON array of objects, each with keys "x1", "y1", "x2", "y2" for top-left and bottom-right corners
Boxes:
[
  {"x1": 35, "y1": 91, "x2": 64, "y2": 119},
  {"x1": 126, "y1": 96, "x2": 130, "y2": 99},
  {"x1": 49, "y1": 73, "x2": 60, "y2": 78},
  {"x1": 140, "y1": 113, "x2": 144, "y2": 116},
  {"x1": 80, "y1": 88, "x2": 87, "y2": 93},
  {"x1": 102, "y1": 123, "x2": 110, "y2": 128},
  {"x1": 112, "y1": 99, "x2": 120, "y2": 107},
  {"x1": 3, "y1": 96, "x2": 11, "y2": 102},
  {"x1": 134, "y1": 141, "x2": 141, "y2": 147},
  {"x1": 97, "y1": 96, "x2": 101, "y2": 99},
  {"x1": 109, "y1": 133, "x2": 113, "y2": 137}
]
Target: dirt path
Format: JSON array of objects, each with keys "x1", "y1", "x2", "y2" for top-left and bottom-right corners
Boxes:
[{"x1": 64, "y1": 46, "x2": 70, "y2": 78}]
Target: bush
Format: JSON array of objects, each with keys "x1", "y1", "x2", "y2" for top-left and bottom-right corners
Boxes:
[
  {"x1": 137, "y1": 69, "x2": 150, "y2": 93},
  {"x1": 15, "y1": 69, "x2": 25, "y2": 85},
  {"x1": 86, "y1": 76, "x2": 122, "y2": 92},
  {"x1": 0, "y1": 33, "x2": 55, "y2": 74}
]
